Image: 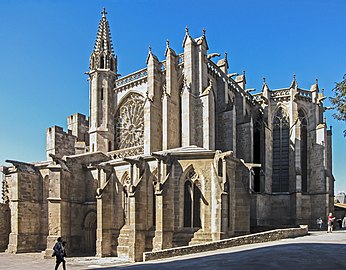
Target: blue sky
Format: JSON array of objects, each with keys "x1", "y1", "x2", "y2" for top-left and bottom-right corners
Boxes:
[{"x1": 0, "y1": 0, "x2": 345, "y2": 192}]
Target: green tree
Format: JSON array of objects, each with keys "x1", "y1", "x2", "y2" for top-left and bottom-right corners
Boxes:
[{"x1": 330, "y1": 74, "x2": 346, "y2": 136}]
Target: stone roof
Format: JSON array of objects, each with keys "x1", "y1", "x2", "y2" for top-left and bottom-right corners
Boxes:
[{"x1": 93, "y1": 8, "x2": 114, "y2": 54}]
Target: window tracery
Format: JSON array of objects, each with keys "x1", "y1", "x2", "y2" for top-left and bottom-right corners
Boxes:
[
  {"x1": 299, "y1": 109, "x2": 308, "y2": 192},
  {"x1": 272, "y1": 107, "x2": 290, "y2": 192},
  {"x1": 183, "y1": 169, "x2": 202, "y2": 228},
  {"x1": 114, "y1": 93, "x2": 144, "y2": 150}
]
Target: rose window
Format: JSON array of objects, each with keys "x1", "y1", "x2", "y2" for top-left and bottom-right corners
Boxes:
[{"x1": 115, "y1": 93, "x2": 144, "y2": 149}]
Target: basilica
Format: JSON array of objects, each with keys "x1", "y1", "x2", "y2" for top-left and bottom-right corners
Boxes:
[{"x1": 0, "y1": 10, "x2": 334, "y2": 261}]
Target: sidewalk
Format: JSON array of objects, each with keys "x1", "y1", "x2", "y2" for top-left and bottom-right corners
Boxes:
[{"x1": 0, "y1": 230, "x2": 345, "y2": 270}]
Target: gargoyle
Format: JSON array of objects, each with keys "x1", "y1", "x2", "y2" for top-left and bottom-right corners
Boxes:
[{"x1": 207, "y1": 53, "x2": 221, "y2": 59}]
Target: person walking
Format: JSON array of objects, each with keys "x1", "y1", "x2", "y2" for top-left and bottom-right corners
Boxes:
[
  {"x1": 52, "y1": 237, "x2": 66, "y2": 270},
  {"x1": 316, "y1": 217, "x2": 323, "y2": 230},
  {"x1": 327, "y1": 213, "x2": 335, "y2": 233}
]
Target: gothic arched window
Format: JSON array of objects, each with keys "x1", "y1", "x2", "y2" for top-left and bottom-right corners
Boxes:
[
  {"x1": 253, "y1": 116, "x2": 262, "y2": 192},
  {"x1": 183, "y1": 170, "x2": 202, "y2": 228},
  {"x1": 299, "y1": 109, "x2": 308, "y2": 192},
  {"x1": 121, "y1": 173, "x2": 131, "y2": 224},
  {"x1": 184, "y1": 181, "x2": 192, "y2": 227},
  {"x1": 272, "y1": 107, "x2": 290, "y2": 192}
]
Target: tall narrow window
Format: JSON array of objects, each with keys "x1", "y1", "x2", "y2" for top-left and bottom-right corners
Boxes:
[
  {"x1": 123, "y1": 187, "x2": 129, "y2": 224},
  {"x1": 110, "y1": 58, "x2": 114, "y2": 71},
  {"x1": 100, "y1": 56, "x2": 105, "y2": 69},
  {"x1": 224, "y1": 180, "x2": 230, "y2": 228},
  {"x1": 193, "y1": 181, "x2": 201, "y2": 227},
  {"x1": 218, "y1": 159, "x2": 223, "y2": 177},
  {"x1": 101, "y1": 87, "x2": 104, "y2": 100},
  {"x1": 152, "y1": 185, "x2": 156, "y2": 227},
  {"x1": 253, "y1": 119, "x2": 262, "y2": 192},
  {"x1": 184, "y1": 181, "x2": 192, "y2": 227},
  {"x1": 272, "y1": 107, "x2": 290, "y2": 192},
  {"x1": 299, "y1": 109, "x2": 308, "y2": 192},
  {"x1": 183, "y1": 170, "x2": 202, "y2": 228}
]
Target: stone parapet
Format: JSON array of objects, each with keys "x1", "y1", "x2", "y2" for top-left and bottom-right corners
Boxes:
[{"x1": 143, "y1": 226, "x2": 308, "y2": 261}]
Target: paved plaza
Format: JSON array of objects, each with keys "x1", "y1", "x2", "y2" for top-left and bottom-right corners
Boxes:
[{"x1": 0, "y1": 230, "x2": 345, "y2": 270}]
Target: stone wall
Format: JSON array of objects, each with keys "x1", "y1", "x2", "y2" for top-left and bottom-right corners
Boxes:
[
  {"x1": 67, "y1": 113, "x2": 89, "y2": 144},
  {"x1": 236, "y1": 122, "x2": 252, "y2": 162},
  {"x1": 46, "y1": 126, "x2": 76, "y2": 160},
  {"x1": 143, "y1": 226, "x2": 308, "y2": 261},
  {"x1": 6, "y1": 170, "x2": 46, "y2": 253},
  {"x1": 0, "y1": 203, "x2": 10, "y2": 251}
]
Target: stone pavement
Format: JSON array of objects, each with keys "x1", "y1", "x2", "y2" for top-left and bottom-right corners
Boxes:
[{"x1": 1, "y1": 230, "x2": 345, "y2": 270}]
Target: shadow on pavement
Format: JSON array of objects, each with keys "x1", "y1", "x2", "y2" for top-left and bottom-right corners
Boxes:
[{"x1": 87, "y1": 243, "x2": 346, "y2": 270}]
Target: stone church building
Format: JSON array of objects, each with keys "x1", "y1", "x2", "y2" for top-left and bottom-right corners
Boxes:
[{"x1": 0, "y1": 10, "x2": 334, "y2": 261}]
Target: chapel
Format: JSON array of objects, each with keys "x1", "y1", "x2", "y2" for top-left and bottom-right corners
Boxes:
[{"x1": 0, "y1": 9, "x2": 334, "y2": 261}]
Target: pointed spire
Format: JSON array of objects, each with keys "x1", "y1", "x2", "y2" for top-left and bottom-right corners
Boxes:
[
  {"x1": 262, "y1": 77, "x2": 270, "y2": 99},
  {"x1": 235, "y1": 70, "x2": 246, "y2": 90},
  {"x1": 216, "y1": 52, "x2": 229, "y2": 70},
  {"x1": 89, "y1": 9, "x2": 117, "y2": 72},
  {"x1": 223, "y1": 52, "x2": 229, "y2": 69},
  {"x1": 164, "y1": 39, "x2": 176, "y2": 57},
  {"x1": 290, "y1": 74, "x2": 297, "y2": 88},
  {"x1": 196, "y1": 27, "x2": 208, "y2": 49},
  {"x1": 182, "y1": 25, "x2": 195, "y2": 48},
  {"x1": 93, "y1": 8, "x2": 114, "y2": 54},
  {"x1": 310, "y1": 78, "x2": 319, "y2": 92},
  {"x1": 146, "y1": 45, "x2": 159, "y2": 64}
]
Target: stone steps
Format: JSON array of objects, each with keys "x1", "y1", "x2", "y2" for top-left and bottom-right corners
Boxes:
[{"x1": 117, "y1": 226, "x2": 130, "y2": 256}]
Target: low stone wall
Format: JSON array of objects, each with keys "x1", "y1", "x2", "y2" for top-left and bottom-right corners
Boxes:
[
  {"x1": 143, "y1": 226, "x2": 308, "y2": 261},
  {"x1": 0, "y1": 203, "x2": 10, "y2": 251}
]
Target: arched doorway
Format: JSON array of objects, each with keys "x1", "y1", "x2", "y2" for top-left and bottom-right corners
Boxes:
[{"x1": 83, "y1": 211, "x2": 96, "y2": 255}]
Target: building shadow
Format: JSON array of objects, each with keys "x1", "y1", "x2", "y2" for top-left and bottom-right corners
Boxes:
[{"x1": 86, "y1": 242, "x2": 346, "y2": 270}]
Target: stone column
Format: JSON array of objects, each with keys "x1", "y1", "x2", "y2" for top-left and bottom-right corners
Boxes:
[
  {"x1": 96, "y1": 168, "x2": 118, "y2": 257},
  {"x1": 181, "y1": 29, "x2": 198, "y2": 147},
  {"x1": 127, "y1": 184, "x2": 146, "y2": 261},
  {"x1": 200, "y1": 83, "x2": 215, "y2": 150},
  {"x1": 123, "y1": 158, "x2": 149, "y2": 261},
  {"x1": 152, "y1": 157, "x2": 174, "y2": 250},
  {"x1": 162, "y1": 44, "x2": 180, "y2": 150},
  {"x1": 45, "y1": 166, "x2": 71, "y2": 258},
  {"x1": 144, "y1": 50, "x2": 162, "y2": 154}
]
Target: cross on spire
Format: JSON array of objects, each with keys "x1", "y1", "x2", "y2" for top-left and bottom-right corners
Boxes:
[
  {"x1": 101, "y1": 7, "x2": 107, "y2": 18},
  {"x1": 202, "y1": 28, "x2": 206, "y2": 36}
]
